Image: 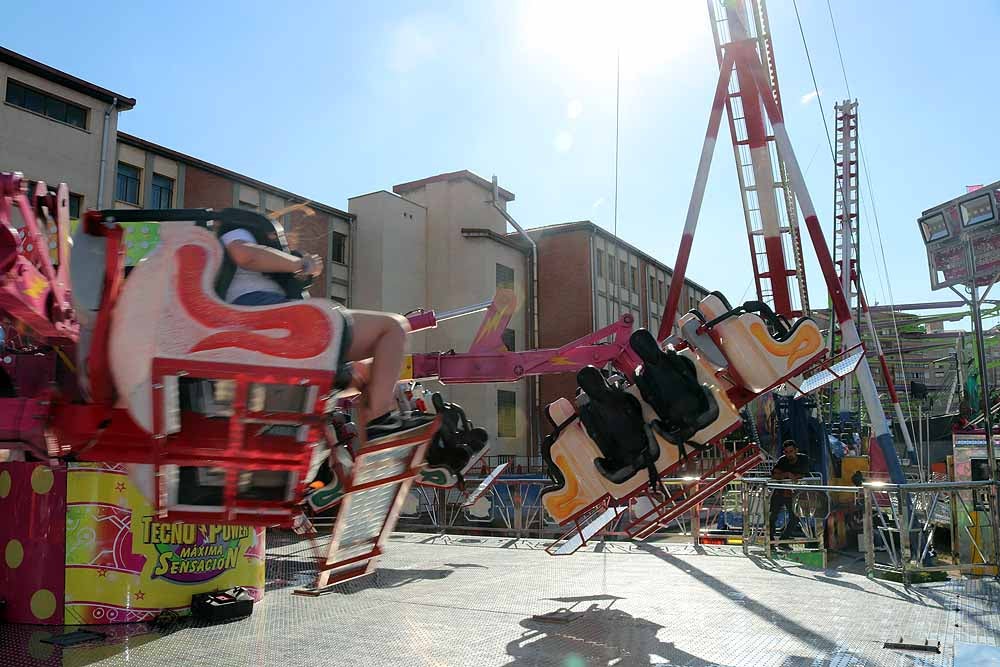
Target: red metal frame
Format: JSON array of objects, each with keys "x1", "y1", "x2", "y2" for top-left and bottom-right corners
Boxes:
[
  {"x1": 149, "y1": 358, "x2": 338, "y2": 526},
  {"x1": 624, "y1": 445, "x2": 763, "y2": 539}
]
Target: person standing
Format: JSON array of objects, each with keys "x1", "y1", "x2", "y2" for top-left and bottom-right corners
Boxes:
[{"x1": 769, "y1": 440, "x2": 811, "y2": 548}]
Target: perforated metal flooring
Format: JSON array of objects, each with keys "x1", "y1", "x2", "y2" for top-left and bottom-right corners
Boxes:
[{"x1": 2, "y1": 532, "x2": 999, "y2": 666}]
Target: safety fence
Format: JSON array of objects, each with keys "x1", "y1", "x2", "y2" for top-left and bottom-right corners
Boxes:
[
  {"x1": 387, "y1": 471, "x2": 999, "y2": 582},
  {"x1": 862, "y1": 480, "x2": 998, "y2": 582}
]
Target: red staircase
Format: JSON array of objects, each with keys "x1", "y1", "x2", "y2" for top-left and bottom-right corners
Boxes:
[{"x1": 624, "y1": 445, "x2": 763, "y2": 540}]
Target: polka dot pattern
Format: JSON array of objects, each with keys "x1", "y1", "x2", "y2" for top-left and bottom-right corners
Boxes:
[
  {"x1": 0, "y1": 470, "x2": 10, "y2": 498},
  {"x1": 5, "y1": 538, "x2": 23, "y2": 568},
  {"x1": 30, "y1": 588, "x2": 56, "y2": 620},
  {"x1": 31, "y1": 466, "x2": 54, "y2": 494}
]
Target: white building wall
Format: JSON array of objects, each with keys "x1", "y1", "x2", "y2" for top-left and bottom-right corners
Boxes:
[
  {"x1": 352, "y1": 179, "x2": 529, "y2": 456},
  {"x1": 0, "y1": 63, "x2": 123, "y2": 211}
]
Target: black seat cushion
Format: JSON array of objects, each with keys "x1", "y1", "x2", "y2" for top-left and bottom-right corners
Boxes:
[
  {"x1": 539, "y1": 404, "x2": 574, "y2": 497},
  {"x1": 425, "y1": 393, "x2": 489, "y2": 474},
  {"x1": 630, "y1": 329, "x2": 720, "y2": 446},
  {"x1": 576, "y1": 366, "x2": 659, "y2": 485}
]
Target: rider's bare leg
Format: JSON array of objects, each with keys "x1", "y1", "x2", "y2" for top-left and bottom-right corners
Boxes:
[{"x1": 343, "y1": 310, "x2": 409, "y2": 418}]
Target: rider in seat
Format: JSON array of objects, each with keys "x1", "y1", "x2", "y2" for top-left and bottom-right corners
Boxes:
[
  {"x1": 219, "y1": 224, "x2": 432, "y2": 442},
  {"x1": 576, "y1": 365, "x2": 659, "y2": 488},
  {"x1": 423, "y1": 392, "x2": 489, "y2": 488},
  {"x1": 630, "y1": 329, "x2": 719, "y2": 452}
]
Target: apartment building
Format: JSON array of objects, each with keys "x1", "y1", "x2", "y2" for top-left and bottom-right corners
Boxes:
[
  {"x1": 1, "y1": 47, "x2": 135, "y2": 214},
  {"x1": 350, "y1": 171, "x2": 530, "y2": 456},
  {"x1": 114, "y1": 133, "x2": 353, "y2": 302},
  {"x1": 527, "y1": 221, "x2": 711, "y2": 430}
]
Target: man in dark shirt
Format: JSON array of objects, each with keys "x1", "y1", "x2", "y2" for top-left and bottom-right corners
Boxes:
[{"x1": 769, "y1": 440, "x2": 811, "y2": 546}]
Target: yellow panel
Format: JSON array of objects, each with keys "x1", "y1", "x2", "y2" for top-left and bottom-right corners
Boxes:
[{"x1": 399, "y1": 355, "x2": 414, "y2": 380}]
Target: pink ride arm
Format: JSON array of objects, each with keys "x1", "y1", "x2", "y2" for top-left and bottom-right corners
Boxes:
[{"x1": 409, "y1": 314, "x2": 637, "y2": 384}]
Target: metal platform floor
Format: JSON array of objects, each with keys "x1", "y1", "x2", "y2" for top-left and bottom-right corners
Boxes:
[{"x1": 2, "y1": 531, "x2": 999, "y2": 666}]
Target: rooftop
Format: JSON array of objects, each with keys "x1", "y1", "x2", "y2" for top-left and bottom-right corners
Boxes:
[
  {"x1": 0, "y1": 46, "x2": 136, "y2": 110},
  {"x1": 393, "y1": 170, "x2": 515, "y2": 202},
  {"x1": 118, "y1": 132, "x2": 353, "y2": 220},
  {"x1": 525, "y1": 220, "x2": 711, "y2": 293}
]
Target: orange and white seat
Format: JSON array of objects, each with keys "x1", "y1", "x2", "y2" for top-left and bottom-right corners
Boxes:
[{"x1": 697, "y1": 294, "x2": 823, "y2": 393}]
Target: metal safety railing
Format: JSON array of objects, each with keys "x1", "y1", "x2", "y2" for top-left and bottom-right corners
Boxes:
[
  {"x1": 862, "y1": 480, "x2": 998, "y2": 582},
  {"x1": 740, "y1": 477, "x2": 851, "y2": 566}
]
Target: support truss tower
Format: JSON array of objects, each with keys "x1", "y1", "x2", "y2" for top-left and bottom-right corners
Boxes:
[
  {"x1": 832, "y1": 100, "x2": 860, "y2": 416},
  {"x1": 707, "y1": 0, "x2": 809, "y2": 318}
]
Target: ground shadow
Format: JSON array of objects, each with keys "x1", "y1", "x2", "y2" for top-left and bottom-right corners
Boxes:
[
  {"x1": 325, "y1": 567, "x2": 455, "y2": 595},
  {"x1": 502, "y1": 604, "x2": 733, "y2": 667},
  {"x1": 0, "y1": 621, "x2": 166, "y2": 667}
]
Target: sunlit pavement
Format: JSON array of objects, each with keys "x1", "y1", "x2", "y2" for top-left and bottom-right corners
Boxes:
[{"x1": 2, "y1": 532, "x2": 998, "y2": 666}]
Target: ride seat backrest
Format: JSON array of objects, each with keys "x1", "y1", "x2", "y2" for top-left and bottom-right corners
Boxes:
[
  {"x1": 677, "y1": 311, "x2": 727, "y2": 370},
  {"x1": 426, "y1": 393, "x2": 488, "y2": 473},
  {"x1": 698, "y1": 293, "x2": 823, "y2": 393},
  {"x1": 109, "y1": 221, "x2": 348, "y2": 434},
  {"x1": 576, "y1": 366, "x2": 658, "y2": 484},
  {"x1": 70, "y1": 216, "x2": 125, "y2": 403},
  {"x1": 630, "y1": 329, "x2": 719, "y2": 445}
]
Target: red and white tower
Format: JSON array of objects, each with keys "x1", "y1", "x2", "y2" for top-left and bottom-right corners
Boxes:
[
  {"x1": 832, "y1": 99, "x2": 859, "y2": 413},
  {"x1": 707, "y1": 0, "x2": 809, "y2": 318}
]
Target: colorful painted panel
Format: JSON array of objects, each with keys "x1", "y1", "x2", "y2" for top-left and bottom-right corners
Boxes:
[
  {"x1": 64, "y1": 463, "x2": 265, "y2": 624},
  {"x1": 0, "y1": 462, "x2": 68, "y2": 624},
  {"x1": 44, "y1": 219, "x2": 161, "y2": 266}
]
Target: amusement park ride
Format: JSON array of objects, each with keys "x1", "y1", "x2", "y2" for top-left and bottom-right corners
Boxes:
[{"x1": 0, "y1": 0, "x2": 908, "y2": 611}]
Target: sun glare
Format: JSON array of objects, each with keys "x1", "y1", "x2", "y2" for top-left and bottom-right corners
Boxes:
[{"x1": 517, "y1": 0, "x2": 704, "y2": 80}]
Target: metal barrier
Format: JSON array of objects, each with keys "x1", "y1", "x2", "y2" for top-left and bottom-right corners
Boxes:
[
  {"x1": 740, "y1": 478, "x2": 852, "y2": 565},
  {"x1": 397, "y1": 477, "x2": 563, "y2": 538},
  {"x1": 861, "y1": 480, "x2": 998, "y2": 582}
]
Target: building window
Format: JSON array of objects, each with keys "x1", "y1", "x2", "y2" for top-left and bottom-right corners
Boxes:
[
  {"x1": 497, "y1": 390, "x2": 516, "y2": 438},
  {"x1": 5, "y1": 79, "x2": 88, "y2": 129},
  {"x1": 501, "y1": 328, "x2": 515, "y2": 352},
  {"x1": 69, "y1": 194, "x2": 82, "y2": 219},
  {"x1": 596, "y1": 249, "x2": 604, "y2": 277},
  {"x1": 658, "y1": 280, "x2": 665, "y2": 303},
  {"x1": 630, "y1": 266, "x2": 638, "y2": 292},
  {"x1": 330, "y1": 232, "x2": 347, "y2": 264},
  {"x1": 649, "y1": 276, "x2": 657, "y2": 302},
  {"x1": 332, "y1": 296, "x2": 346, "y2": 305},
  {"x1": 115, "y1": 163, "x2": 141, "y2": 205},
  {"x1": 238, "y1": 201, "x2": 258, "y2": 211},
  {"x1": 150, "y1": 174, "x2": 174, "y2": 209},
  {"x1": 496, "y1": 263, "x2": 514, "y2": 291},
  {"x1": 619, "y1": 260, "x2": 628, "y2": 287}
]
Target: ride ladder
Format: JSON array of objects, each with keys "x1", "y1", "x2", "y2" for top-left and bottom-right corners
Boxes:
[{"x1": 624, "y1": 445, "x2": 764, "y2": 540}]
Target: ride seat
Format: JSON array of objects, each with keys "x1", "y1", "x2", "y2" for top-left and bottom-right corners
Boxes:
[
  {"x1": 629, "y1": 329, "x2": 719, "y2": 446},
  {"x1": 109, "y1": 221, "x2": 349, "y2": 434},
  {"x1": 424, "y1": 393, "x2": 489, "y2": 478},
  {"x1": 576, "y1": 365, "x2": 659, "y2": 486},
  {"x1": 676, "y1": 310, "x2": 727, "y2": 370},
  {"x1": 70, "y1": 213, "x2": 125, "y2": 403},
  {"x1": 697, "y1": 293, "x2": 823, "y2": 392}
]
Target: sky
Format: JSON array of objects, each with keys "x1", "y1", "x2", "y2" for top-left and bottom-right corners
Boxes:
[{"x1": 5, "y1": 0, "x2": 1000, "y2": 324}]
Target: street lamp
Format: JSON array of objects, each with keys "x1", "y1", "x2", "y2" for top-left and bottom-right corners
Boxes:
[{"x1": 918, "y1": 181, "x2": 1000, "y2": 568}]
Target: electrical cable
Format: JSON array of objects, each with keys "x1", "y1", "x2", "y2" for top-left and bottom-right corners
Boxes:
[
  {"x1": 823, "y1": 0, "x2": 914, "y2": 425},
  {"x1": 825, "y1": 0, "x2": 852, "y2": 99},
  {"x1": 613, "y1": 47, "x2": 621, "y2": 241},
  {"x1": 790, "y1": 0, "x2": 835, "y2": 165}
]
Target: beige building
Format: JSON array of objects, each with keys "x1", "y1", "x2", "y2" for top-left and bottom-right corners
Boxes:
[
  {"x1": 1, "y1": 46, "x2": 135, "y2": 213},
  {"x1": 114, "y1": 133, "x2": 353, "y2": 303},
  {"x1": 350, "y1": 171, "x2": 530, "y2": 456}
]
